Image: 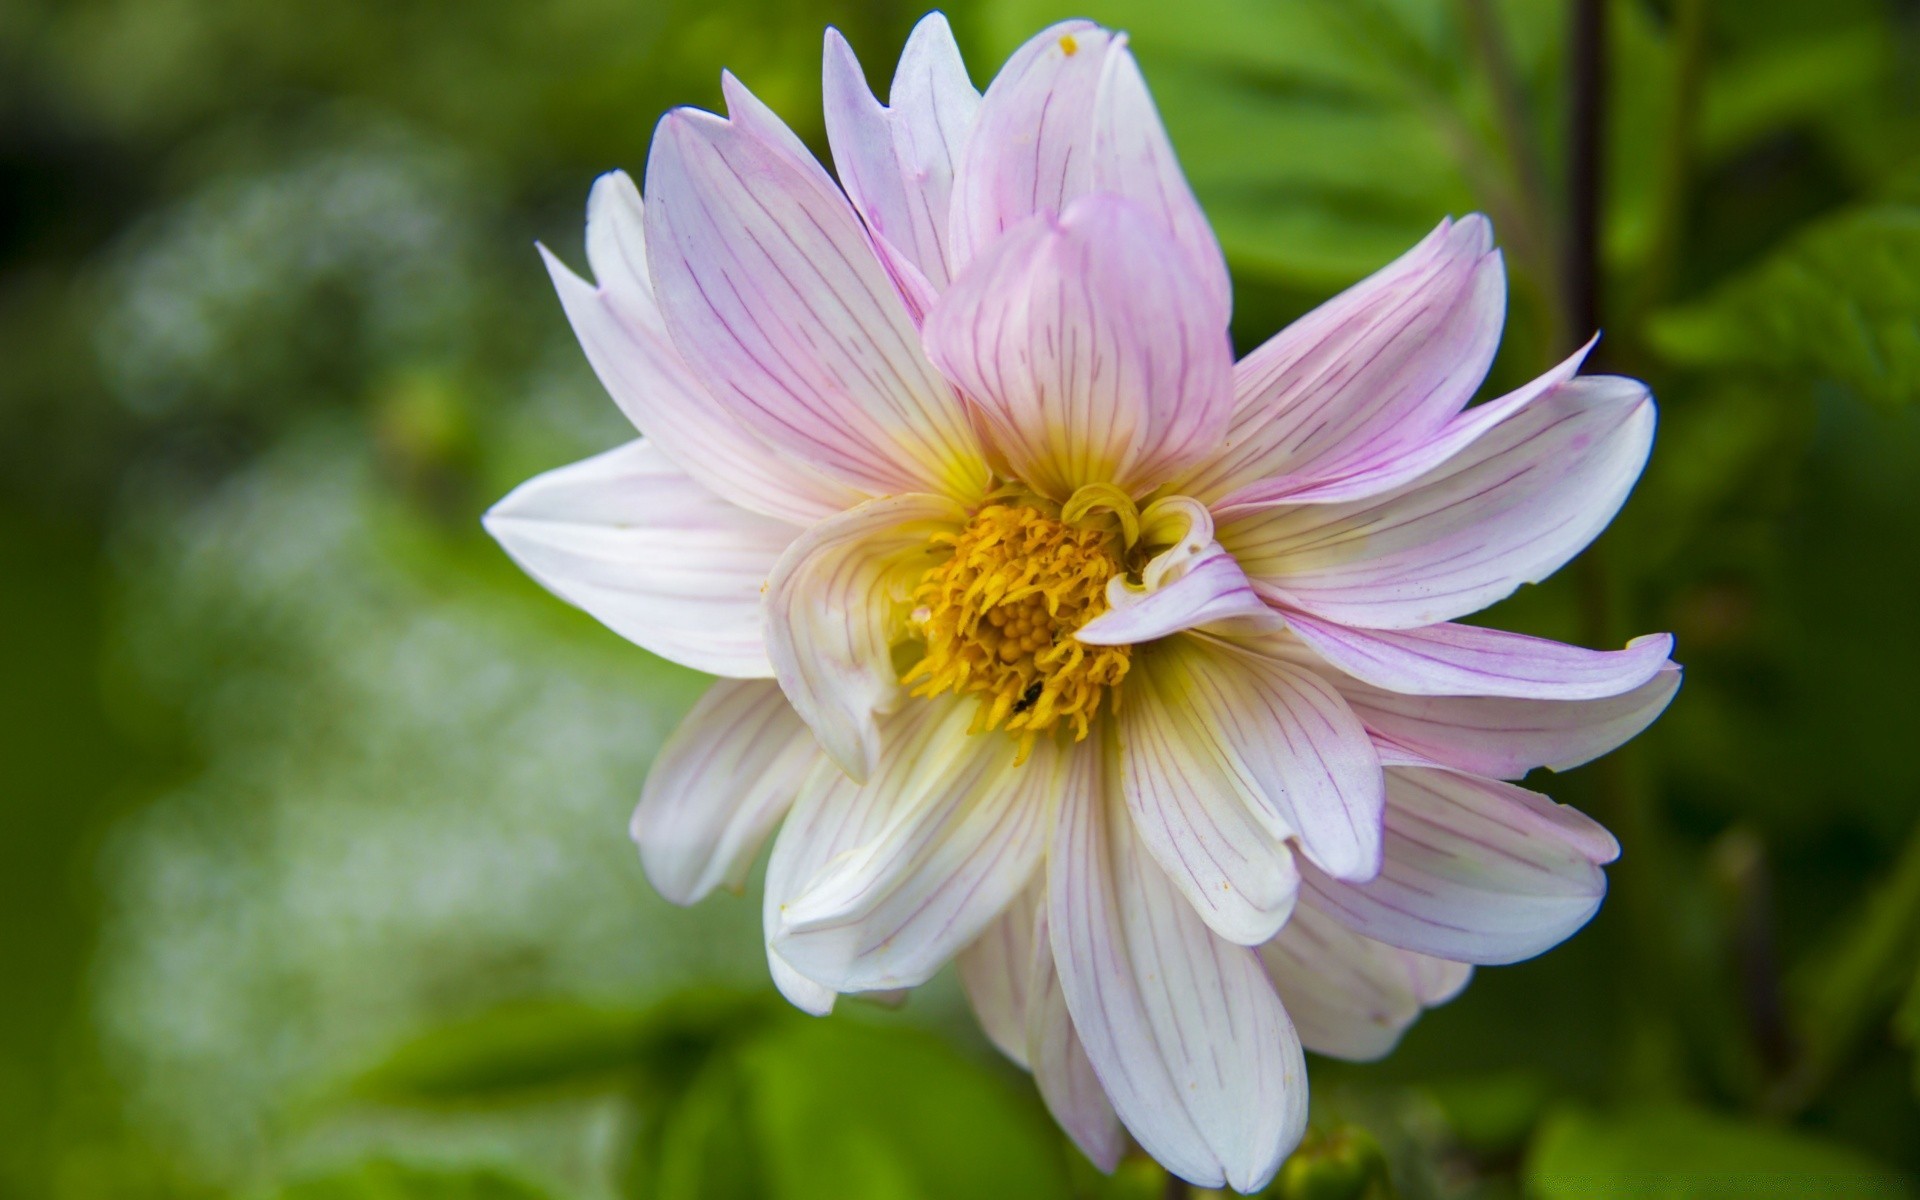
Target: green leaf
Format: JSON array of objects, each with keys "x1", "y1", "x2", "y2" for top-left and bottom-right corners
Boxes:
[
  {"x1": 738, "y1": 1017, "x2": 1073, "y2": 1200},
  {"x1": 262, "y1": 1160, "x2": 554, "y2": 1200},
  {"x1": 1528, "y1": 1105, "x2": 1916, "y2": 1199},
  {"x1": 1649, "y1": 206, "x2": 1920, "y2": 409}
]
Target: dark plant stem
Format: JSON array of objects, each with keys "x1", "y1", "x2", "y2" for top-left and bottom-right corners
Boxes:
[
  {"x1": 1564, "y1": 0, "x2": 1608, "y2": 357},
  {"x1": 1162, "y1": 1168, "x2": 1191, "y2": 1200}
]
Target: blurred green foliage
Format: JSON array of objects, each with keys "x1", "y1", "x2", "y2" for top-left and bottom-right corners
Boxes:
[{"x1": 2, "y1": 0, "x2": 1918, "y2": 1197}]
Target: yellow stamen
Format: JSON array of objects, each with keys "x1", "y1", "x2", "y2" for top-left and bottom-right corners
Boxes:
[{"x1": 902, "y1": 501, "x2": 1130, "y2": 763}]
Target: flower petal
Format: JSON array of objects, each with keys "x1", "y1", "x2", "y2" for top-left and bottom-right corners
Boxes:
[
  {"x1": 1028, "y1": 901, "x2": 1127, "y2": 1172},
  {"x1": 1301, "y1": 766, "x2": 1620, "y2": 965},
  {"x1": 948, "y1": 22, "x2": 1226, "y2": 310},
  {"x1": 924, "y1": 195, "x2": 1233, "y2": 498},
  {"x1": 823, "y1": 14, "x2": 979, "y2": 293},
  {"x1": 1118, "y1": 646, "x2": 1302, "y2": 945},
  {"x1": 1077, "y1": 498, "x2": 1278, "y2": 645},
  {"x1": 643, "y1": 99, "x2": 987, "y2": 499},
  {"x1": 632, "y1": 679, "x2": 822, "y2": 904},
  {"x1": 1222, "y1": 376, "x2": 1657, "y2": 629},
  {"x1": 766, "y1": 492, "x2": 965, "y2": 781},
  {"x1": 542, "y1": 173, "x2": 856, "y2": 524},
  {"x1": 1180, "y1": 216, "x2": 1503, "y2": 503},
  {"x1": 1132, "y1": 635, "x2": 1385, "y2": 882},
  {"x1": 1259, "y1": 901, "x2": 1471, "y2": 1061},
  {"x1": 1282, "y1": 614, "x2": 1676, "y2": 700},
  {"x1": 957, "y1": 884, "x2": 1041, "y2": 1069},
  {"x1": 1336, "y1": 663, "x2": 1681, "y2": 779},
  {"x1": 1049, "y1": 738, "x2": 1308, "y2": 1192},
  {"x1": 774, "y1": 704, "x2": 1057, "y2": 992},
  {"x1": 484, "y1": 440, "x2": 794, "y2": 676}
]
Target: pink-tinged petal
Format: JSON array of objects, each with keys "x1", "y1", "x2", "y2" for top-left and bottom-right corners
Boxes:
[
  {"x1": 948, "y1": 23, "x2": 1226, "y2": 310},
  {"x1": 1135, "y1": 635, "x2": 1385, "y2": 882},
  {"x1": 1079, "y1": 498, "x2": 1277, "y2": 645},
  {"x1": 1180, "y1": 216, "x2": 1503, "y2": 503},
  {"x1": 632, "y1": 679, "x2": 822, "y2": 904},
  {"x1": 1028, "y1": 902, "x2": 1127, "y2": 1172},
  {"x1": 1259, "y1": 902, "x2": 1471, "y2": 1061},
  {"x1": 823, "y1": 15, "x2": 979, "y2": 293},
  {"x1": 542, "y1": 173, "x2": 856, "y2": 524},
  {"x1": 1282, "y1": 614, "x2": 1676, "y2": 700},
  {"x1": 484, "y1": 440, "x2": 794, "y2": 677},
  {"x1": 947, "y1": 20, "x2": 1106, "y2": 270},
  {"x1": 774, "y1": 707, "x2": 1056, "y2": 991},
  {"x1": 762, "y1": 702, "x2": 946, "y2": 1015},
  {"x1": 1118, "y1": 645, "x2": 1302, "y2": 945},
  {"x1": 765, "y1": 492, "x2": 965, "y2": 781},
  {"x1": 1223, "y1": 338, "x2": 1595, "y2": 509},
  {"x1": 1302, "y1": 767, "x2": 1620, "y2": 965},
  {"x1": 1049, "y1": 738, "x2": 1308, "y2": 1191},
  {"x1": 643, "y1": 102, "x2": 988, "y2": 500},
  {"x1": 925, "y1": 196, "x2": 1233, "y2": 498},
  {"x1": 1222, "y1": 376, "x2": 1657, "y2": 629},
  {"x1": 957, "y1": 884, "x2": 1041, "y2": 1069},
  {"x1": 1339, "y1": 664, "x2": 1681, "y2": 779}
]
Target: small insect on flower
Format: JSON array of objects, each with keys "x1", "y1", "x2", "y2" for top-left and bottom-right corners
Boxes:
[{"x1": 484, "y1": 11, "x2": 1679, "y2": 1192}]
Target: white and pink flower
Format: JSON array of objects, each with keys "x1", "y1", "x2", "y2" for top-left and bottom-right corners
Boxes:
[{"x1": 485, "y1": 14, "x2": 1678, "y2": 1191}]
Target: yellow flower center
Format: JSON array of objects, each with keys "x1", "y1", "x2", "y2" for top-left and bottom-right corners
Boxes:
[{"x1": 902, "y1": 497, "x2": 1133, "y2": 762}]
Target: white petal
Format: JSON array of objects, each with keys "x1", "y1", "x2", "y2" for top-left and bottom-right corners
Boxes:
[
  {"x1": 1028, "y1": 901, "x2": 1126, "y2": 1172},
  {"x1": 1132, "y1": 635, "x2": 1386, "y2": 882},
  {"x1": 543, "y1": 173, "x2": 856, "y2": 524},
  {"x1": 823, "y1": 15, "x2": 979, "y2": 291},
  {"x1": 773, "y1": 705, "x2": 1056, "y2": 991},
  {"x1": 1077, "y1": 498, "x2": 1278, "y2": 646},
  {"x1": 643, "y1": 100, "x2": 987, "y2": 499},
  {"x1": 1302, "y1": 766, "x2": 1620, "y2": 965},
  {"x1": 1049, "y1": 739, "x2": 1308, "y2": 1192},
  {"x1": 1259, "y1": 902, "x2": 1470, "y2": 1061},
  {"x1": 957, "y1": 885, "x2": 1041, "y2": 1069},
  {"x1": 484, "y1": 440, "x2": 794, "y2": 676},
  {"x1": 1118, "y1": 644, "x2": 1302, "y2": 945},
  {"x1": 632, "y1": 679, "x2": 822, "y2": 904},
  {"x1": 1222, "y1": 376, "x2": 1657, "y2": 629},
  {"x1": 765, "y1": 493, "x2": 965, "y2": 781},
  {"x1": 1282, "y1": 614, "x2": 1676, "y2": 700}
]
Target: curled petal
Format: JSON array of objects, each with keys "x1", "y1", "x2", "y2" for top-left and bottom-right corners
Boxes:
[
  {"x1": 766, "y1": 493, "x2": 965, "y2": 781},
  {"x1": 643, "y1": 98, "x2": 987, "y2": 500},
  {"x1": 823, "y1": 14, "x2": 979, "y2": 293},
  {"x1": 1181, "y1": 216, "x2": 1502, "y2": 502},
  {"x1": 1078, "y1": 545, "x2": 1277, "y2": 646},
  {"x1": 1281, "y1": 613, "x2": 1676, "y2": 700},
  {"x1": 1302, "y1": 767, "x2": 1620, "y2": 965},
  {"x1": 774, "y1": 706, "x2": 1057, "y2": 992},
  {"x1": 542, "y1": 173, "x2": 856, "y2": 523},
  {"x1": 632, "y1": 680, "x2": 822, "y2": 904},
  {"x1": 484, "y1": 440, "x2": 794, "y2": 676},
  {"x1": 1049, "y1": 738, "x2": 1308, "y2": 1192},
  {"x1": 1132, "y1": 636, "x2": 1385, "y2": 882},
  {"x1": 1259, "y1": 902, "x2": 1470, "y2": 1061},
  {"x1": 925, "y1": 195, "x2": 1232, "y2": 499},
  {"x1": 1222, "y1": 376, "x2": 1657, "y2": 629}
]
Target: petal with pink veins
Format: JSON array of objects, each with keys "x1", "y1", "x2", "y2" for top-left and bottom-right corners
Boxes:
[
  {"x1": 823, "y1": 14, "x2": 979, "y2": 295},
  {"x1": 774, "y1": 704, "x2": 1057, "y2": 992},
  {"x1": 1049, "y1": 738, "x2": 1308, "y2": 1192},
  {"x1": 1078, "y1": 498, "x2": 1279, "y2": 645},
  {"x1": 632, "y1": 679, "x2": 823, "y2": 904},
  {"x1": 542, "y1": 172, "x2": 858, "y2": 524},
  {"x1": 1130, "y1": 635, "x2": 1385, "y2": 883},
  {"x1": 1221, "y1": 376, "x2": 1656, "y2": 629},
  {"x1": 1280, "y1": 613, "x2": 1675, "y2": 700},
  {"x1": 925, "y1": 196, "x2": 1233, "y2": 499},
  {"x1": 1301, "y1": 767, "x2": 1620, "y2": 965},
  {"x1": 643, "y1": 97, "x2": 988, "y2": 500},
  {"x1": 1180, "y1": 216, "x2": 1502, "y2": 502},
  {"x1": 765, "y1": 492, "x2": 965, "y2": 781},
  {"x1": 1028, "y1": 901, "x2": 1127, "y2": 1172},
  {"x1": 483, "y1": 440, "x2": 796, "y2": 677},
  {"x1": 1259, "y1": 901, "x2": 1471, "y2": 1061},
  {"x1": 957, "y1": 885, "x2": 1042, "y2": 1069}
]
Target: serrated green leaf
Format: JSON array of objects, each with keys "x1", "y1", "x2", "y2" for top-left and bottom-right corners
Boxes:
[
  {"x1": 1650, "y1": 206, "x2": 1920, "y2": 408},
  {"x1": 1528, "y1": 1105, "x2": 1916, "y2": 1199}
]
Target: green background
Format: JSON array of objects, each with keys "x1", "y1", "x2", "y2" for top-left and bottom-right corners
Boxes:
[{"x1": 3, "y1": 0, "x2": 1918, "y2": 1196}]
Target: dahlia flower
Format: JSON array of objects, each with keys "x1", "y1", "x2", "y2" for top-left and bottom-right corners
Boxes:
[{"x1": 485, "y1": 13, "x2": 1678, "y2": 1191}]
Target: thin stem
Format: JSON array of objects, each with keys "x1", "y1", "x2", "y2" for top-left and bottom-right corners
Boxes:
[{"x1": 1564, "y1": 0, "x2": 1608, "y2": 355}]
